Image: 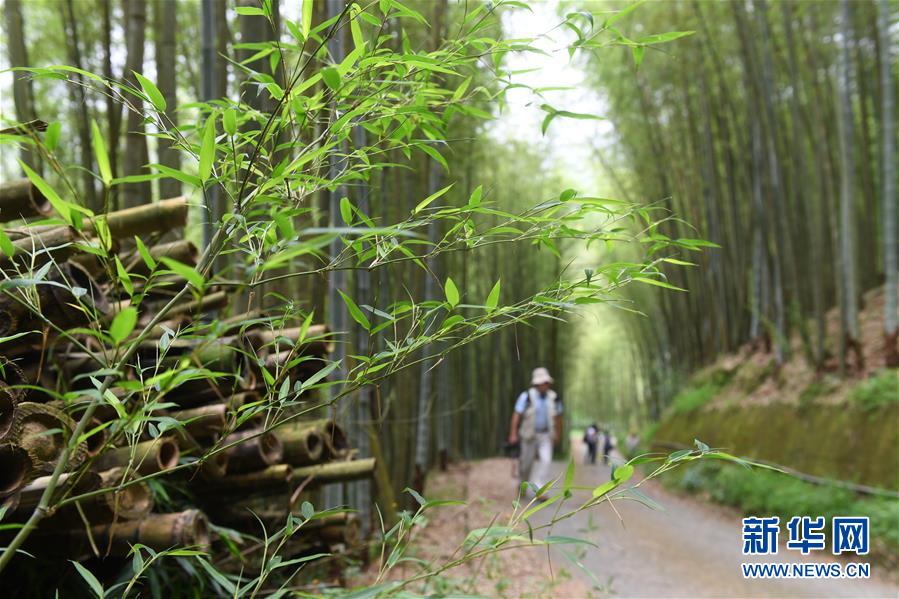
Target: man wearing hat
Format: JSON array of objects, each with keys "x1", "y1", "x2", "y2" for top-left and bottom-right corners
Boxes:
[{"x1": 507, "y1": 367, "x2": 562, "y2": 495}]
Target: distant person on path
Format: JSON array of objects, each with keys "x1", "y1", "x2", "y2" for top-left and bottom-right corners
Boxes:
[
  {"x1": 507, "y1": 367, "x2": 563, "y2": 496},
  {"x1": 601, "y1": 427, "x2": 615, "y2": 466},
  {"x1": 583, "y1": 423, "x2": 599, "y2": 464},
  {"x1": 626, "y1": 429, "x2": 640, "y2": 456}
]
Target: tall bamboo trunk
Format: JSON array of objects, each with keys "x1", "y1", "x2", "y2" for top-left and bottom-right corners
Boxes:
[
  {"x1": 838, "y1": 0, "x2": 863, "y2": 373},
  {"x1": 879, "y1": 0, "x2": 898, "y2": 366}
]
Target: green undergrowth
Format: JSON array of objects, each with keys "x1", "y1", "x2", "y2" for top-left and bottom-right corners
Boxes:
[
  {"x1": 667, "y1": 363, "x2": 737, "y2": 415},
  {"x1": 664, "y1": 461, "x2": 899, "y2": 564},
  {"x1": 850, "y1": 370, "x2": 899, "y2": 410},
  {"x1": 669, "y1": 382, "x2": 721, "y2": 414}
]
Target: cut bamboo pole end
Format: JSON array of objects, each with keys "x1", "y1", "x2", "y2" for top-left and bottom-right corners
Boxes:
[
  {"x1": 93, "y1": 437, "x2": 180, "y2": 475},
  {"x1": 13, "y1": 401, "x2": 85, "y2": 474}
]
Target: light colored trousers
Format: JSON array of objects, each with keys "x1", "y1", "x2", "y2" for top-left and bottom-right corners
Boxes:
[{"x1": 519, "y1": 432, "x2": 553, "y2": 493}]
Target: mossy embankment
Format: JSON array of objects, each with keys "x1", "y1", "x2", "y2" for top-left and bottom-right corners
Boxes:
[{"x1": 652, "y1": 367, "x2": 898, "y2": 490}]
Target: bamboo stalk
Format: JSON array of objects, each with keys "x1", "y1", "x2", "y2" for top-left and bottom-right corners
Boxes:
[
  {"x1": 291, "y1": 458, "x2": 376, "y2": 486},
  {"x1": 197, "y1": 464, "x2": 293, "y2": 494},
  {"x1": 86, "y1": 467, "x2": 155, "y2": 520},
  {"x1": 0, "y1": 444, "x2": 32, "y2": 495},
  {"x1": 222, "y1": 429, "x2": 283, "y2": 473},
  {"x1": 0, "y1": 120, "x2": 48, "y2": 135},
  {"x1": 0, "y1": 261, "x2": 110, "y2": 329},
  {"x1": 86, "y1": 509, "x2": 209, "y2": 554},
  {"x1": 96, "y1": 196, "x2": 188, "y2": 238},
  {"x1": 1, "y1": 226, "x2": 78, "y2": 265},
  {"x1": 14, "y1": 402, "x2": 85, "y2": 474},
  {"x1": 14, "y1": 470, "x2": 102, "y2": 513},
  {"x1": 320, "y1": 421, "x2": 349, "y2": 459},
  {"x1": 273, "y1": 422, "x2": 324, "y2": 466},
  {"x1": 92, "y1": 437, "x2": 180, "y2": 475},
  {"x1": 171, "y1": 403, "x2": 227, "y2": 439},
  {"x1": 0, "y1": 179, "x2": 51, "y2": 222}
]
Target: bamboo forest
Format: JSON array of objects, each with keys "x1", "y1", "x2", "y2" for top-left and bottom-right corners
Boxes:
[{"x1": 0, "y1": 0, "x2": 897, "y2": 596}]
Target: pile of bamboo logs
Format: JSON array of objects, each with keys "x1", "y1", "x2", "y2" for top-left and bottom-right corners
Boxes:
[{"x1": 0, "y1": 178, "x2": 374, "y2": 568}]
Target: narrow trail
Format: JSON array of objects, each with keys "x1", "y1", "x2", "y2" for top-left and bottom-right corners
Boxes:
[{"x1": 542, "y1": 441, "x2": 898, "y2": 598}]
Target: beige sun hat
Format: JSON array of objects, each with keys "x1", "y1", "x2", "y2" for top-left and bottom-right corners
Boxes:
[{"x1": 531, "y1": 367, "x2": 554, "y2": 385}]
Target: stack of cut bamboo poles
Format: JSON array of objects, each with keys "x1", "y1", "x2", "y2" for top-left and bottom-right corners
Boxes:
[{"x1": 0, "y1": 178, "x2": 375, "y2": 564}]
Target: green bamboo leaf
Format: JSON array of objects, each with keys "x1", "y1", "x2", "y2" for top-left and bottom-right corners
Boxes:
[
  {"x1": 45, "y1": 121, "x2": 61, "y2": 151},
  {"x1": 322, "y1": 68, "x2": 341, "y2": 91},
  {"x1": 134, "y1": 236, "x2": 157, "y2": 271},
  {"x1": 592, "y1": 479, "x2": 619, "y2": 499},
  {"x1": 603, "y1": 0, "x2": 644, "y2": 27},
  {"x1": 150, "y1": 164, "x2": 202, "y2": 188},
  {"x1": 340, "y1": 197, "x2": 353, "y2": 225},
  {"x1": 485, "y1": 279, "x2": 501, "y2": 312},
  {"x1": 413, "y1": 184, "x2": 453, "y2": 214},
  {"x1": 661, "y1": 257, "x2": 696, "y2": 267},
  {"x1": 114, "y1": 256, "x2": 133, "y2": 296},
  {"x1": 0, "y1": 230, "x2": 15, "y2": 258},
  {"x1": 638, "y1": 30, "x2": 695, "y2": 45},
  {"x1": 613, "y1": 463, "x2": 635, "y2": 483},
  {"x1": 109, "y1": 306, "x2": 137, "y2": 344},
  {"x1": 71, "y1": 560, "x2": 104, "y2": 598},
  {"x1": 198, "y1": 114, "x2": 216, "y2": 183},
  {"x1": 91, "y1": 120, "x2": 112, "y2": 186},
  {"x1": 222, "y1": 108, "x2": 237, "y2": 136},
  {"x1": 302, "y1": 0, "x2": 313, "y2": 37},
  {"x1": 338, "y1": 289, "x2": 371, "y2": 331},
  {"x1": 631, "y1": 276, "x2": 686, "y2": 292},
  {"x1": 235, "y1": 5, "x2": 265, "y2": 16},
  {"x1": 419, "y1": 143, "x2": 448, "y2": 172},
  {"x1": 468, "y1": 185, "x2": 482, "y2": 207},
  {"x1": 133, "y1": 72, "x2": 166, "y2": 111},
  {"x1": 350, "y1": 3, "x2": 365, "y2": 52},
  {"x1": 444, "y1": 277, "x2": 460, "y2": 308},
  {"x1": 19, "y1": 160, "x2": 93, "y2": 226},
  {"x1": 632, "y1": 45, "x2": 645, "y2": 68},
  {"x1": 563, "y1": 458, "x2": 575, "y2": 492},
  {"x1": 160, "y1": 257, "x2": 205, "y2": 289}
]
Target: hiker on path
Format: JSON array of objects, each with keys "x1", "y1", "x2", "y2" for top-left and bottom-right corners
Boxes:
[
  {"x1": 507, "y1": 367, "x2": 563, "y2": 496},
  {"x1": 583, "y1": 422, "x2": 599, "y2": 464},
  {"x1": 601, "y1": 427, "x2": 616, "y2": 466}
]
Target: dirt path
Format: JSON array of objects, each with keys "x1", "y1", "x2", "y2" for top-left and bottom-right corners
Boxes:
[
  {"x1": 358, "y1": 448, "x2": 897, "y2": 597},
  {"x1": 538, "y1": 443, "x2": 899, "y2": 598}
]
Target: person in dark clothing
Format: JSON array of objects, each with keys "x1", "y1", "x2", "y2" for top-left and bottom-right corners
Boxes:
[
  {"x1": 583, "y1": 423, "x2": 599, "y2": 464},
  {"x1": 601, "y1": 427, "x2": 615, "y2": 466}
]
